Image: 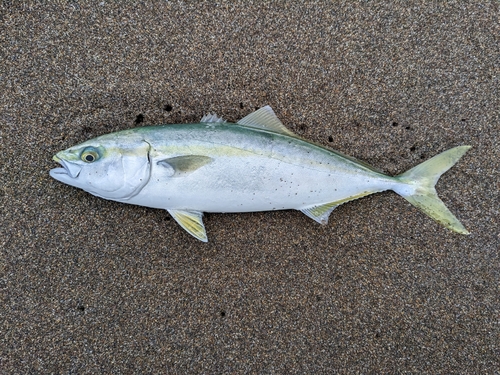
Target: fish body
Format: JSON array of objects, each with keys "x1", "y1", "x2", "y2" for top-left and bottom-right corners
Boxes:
[{"x1": 50, "y1": 106, "x2": 470, "y2": 241}]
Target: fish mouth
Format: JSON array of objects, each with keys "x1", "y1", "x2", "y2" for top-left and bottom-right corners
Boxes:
[{"x1": 50, "y1": 155, "x2": 82, "y2": 179}]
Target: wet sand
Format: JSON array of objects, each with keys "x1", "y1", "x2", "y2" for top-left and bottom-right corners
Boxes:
[{"x1": 1, "y1": 2, "x2": 499, "y2": 373}]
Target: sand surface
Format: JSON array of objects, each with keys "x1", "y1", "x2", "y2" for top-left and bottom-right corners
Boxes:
[{"x1": 1, "y1": 2, "x2": 499, "y2": 373}]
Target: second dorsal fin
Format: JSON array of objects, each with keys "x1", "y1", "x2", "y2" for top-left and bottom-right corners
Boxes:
[
  {"x1": 237, "y1": 106, "x2": 384, "y2": 174},
  {"x1": 237, "y1": 106, "x2": 297, "y2": 137}
]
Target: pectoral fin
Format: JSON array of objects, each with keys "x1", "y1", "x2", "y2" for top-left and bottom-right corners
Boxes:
[
  {"x1": 158, "y1": 155, "x2": 213, "y2": 177},
  {"x1": 168, "y1": 209, "x2": 208, "y2": 242}
]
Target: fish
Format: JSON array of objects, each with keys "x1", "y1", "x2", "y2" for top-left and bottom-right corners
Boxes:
[{"x1": 50, "y1": 106, "x2": 471, "y2": 242}]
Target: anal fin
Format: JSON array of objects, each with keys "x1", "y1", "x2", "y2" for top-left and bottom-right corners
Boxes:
[
  {"x1": 300, "y1": 191, "x2": 376, "y2": 225},
  {"x1": 168, "y1": 209, "x2": 208, "y2": 242},
  {"x1": 300, "y1": 202, "x2": 339, "y2": 225}
]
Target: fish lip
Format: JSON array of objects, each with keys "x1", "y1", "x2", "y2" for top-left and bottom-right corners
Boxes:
[
  {"x1": 50, "y1": 157, "x2": 82, "y2": 179},
  {"x1": 50, "y1": 167, "x2": 69, "y2": 175}
]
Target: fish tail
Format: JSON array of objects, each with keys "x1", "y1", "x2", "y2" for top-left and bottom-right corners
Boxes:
[{"x1": 393, "y1": 145, "x2": 471, "y2": 234}]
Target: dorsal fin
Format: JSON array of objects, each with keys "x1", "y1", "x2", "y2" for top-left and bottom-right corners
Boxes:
[
  {"x1": 200, "y1": 113, "x2": 225, "y2": 123},
  {"x1": 237, "y1": 106, "x2": 296, "y2": 137},
  {"x1": 329, "y1": 149, "x2": 385, "y2": 173},
  {"x1": 238, "y1": 106, "x2": 382, "y2": 173}
]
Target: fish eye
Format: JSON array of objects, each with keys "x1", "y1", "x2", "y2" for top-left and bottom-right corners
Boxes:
[{"x1": 81, "y1": 147, "x2": 100, "y2": 163}]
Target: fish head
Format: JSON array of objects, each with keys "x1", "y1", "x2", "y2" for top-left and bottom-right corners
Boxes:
[{"x1": 50, "y1": 132, "x2": 151, "y2": 200}]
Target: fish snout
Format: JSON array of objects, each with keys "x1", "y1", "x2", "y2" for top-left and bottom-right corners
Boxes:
[{"x1": 51, "y1": 156, "x2": 82, "y2": 179}]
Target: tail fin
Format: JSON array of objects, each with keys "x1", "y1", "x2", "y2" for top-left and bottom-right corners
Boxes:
[{"x1": 394, "y1": 146, "x2": 471, "y2": 234}]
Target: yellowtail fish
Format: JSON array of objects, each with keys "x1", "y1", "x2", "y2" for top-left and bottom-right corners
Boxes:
[{"x1": 50, "y1": 106, "x2": 470, "y2": 241}]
